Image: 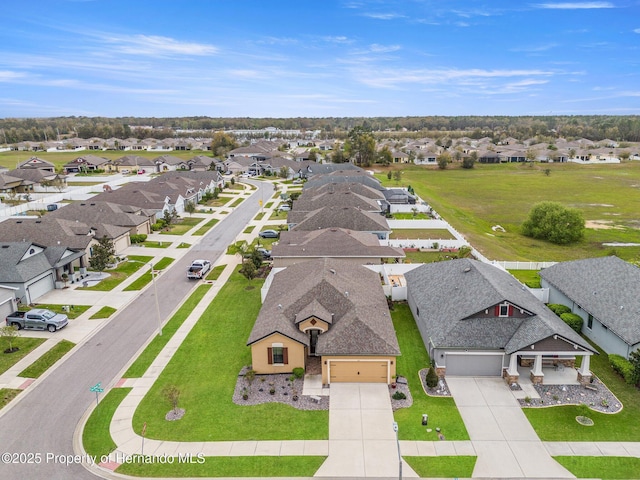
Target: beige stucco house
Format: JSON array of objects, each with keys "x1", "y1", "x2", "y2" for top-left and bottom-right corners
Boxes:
[{"x1": 247, "y1": 258, "x2": 400, "y2": 384}]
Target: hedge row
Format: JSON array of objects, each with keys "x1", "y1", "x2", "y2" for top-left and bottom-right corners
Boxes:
[
  {"x1": 560, "y1": 312, "x2": 583, "y2": 334},
  {"x1": 548, "y1": 303, "x2": 572, "y2": 316},
  {"x1": 609, "y1": 354, "x2": 636, "y2": 384}
]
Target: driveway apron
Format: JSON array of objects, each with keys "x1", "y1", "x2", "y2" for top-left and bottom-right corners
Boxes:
[
  {"x1": 447, "y1": 377, "x2": 575, "y2": 479},
  {"x1": 314, "y1": 383, "x2": 418, "y2": 478}
]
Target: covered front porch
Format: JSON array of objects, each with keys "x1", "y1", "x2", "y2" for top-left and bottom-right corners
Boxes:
[{"x1": 504, "y1": 351, "x2": 593, "y2": 385}]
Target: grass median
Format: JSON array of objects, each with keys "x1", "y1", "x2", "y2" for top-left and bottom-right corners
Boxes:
[
  {"x1": 123, "y1": 257, "x2": 175, "y2": 292},
  {"x1": 0, "y1": 338, "x2": 47, "y2": 375},
  {"x1": 83, "y1": 388, "x2": 132, "y2": 458},
  {"x1": 18, "y1": 340, "x2": 75, "y2": 378},
  {"x1": 405, "y1": 456, "x2": 476, "y2": 478},
  {"x1": 192, "y1": 218, "x2": 219, "y2": 235},
  {"x1": 132, "y1": 268, "x2": 328, "y2": 441},
  {"x1": 79, "y1": 255, "x2": 153, "y2": 291}
]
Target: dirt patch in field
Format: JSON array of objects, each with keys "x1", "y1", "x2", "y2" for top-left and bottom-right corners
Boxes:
[{"x1": 586, "y1": 220, "x2": 620, "y2": 230}]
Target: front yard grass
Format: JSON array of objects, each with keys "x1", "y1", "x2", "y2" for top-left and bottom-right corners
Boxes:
[
  {"x1": 89, "y1": 306, "x2": 117, "y2": 319},
  {"x1": 122, "y1": 257, "x2": 174, "y2": 292},
  {"x1": 523, "y1": 339, "x2": 640, "y2": 441},
  {"x1": 132, "y1": 269, "x2": 328, "y2": 441},
  {"x1": 29, "y1": 303, "x2": 90, "y2": 319},
  {"x1": 0, "y1": 338, "x2": 47, "y2": 375},
  {"x1": 18, "y1": 339, "x2": 75, "y2": 378},
  {"x1": 391, "y1": 303, "x2": 469, "y2": 440},
  {"x1": 192, "y1": 218, "x2": 219, "y2": 235},
  {"x1": 79, "y1": 255, "x2": 153, "y2": 291},
  {"x1": 0, "y1": 389, "x2": 21, "y2": 409},
  {"x1": 116, "y1": 456, "x2": 327, "y2": 478},
  {"x1": 554, "y1": 456, "x2": 640, "y2": 479},
  {"x1": 140, "y1": 240, "x2": 170, "y2": 248},
  {"x1": 83, "y1": 388, "x2": 131, "y2": 458},
  {"x1": 243, "y1": 225, "x2": 256, "y2": 234},
  {"x1": 160, "y1": 217, "x2": 203, "y2": 235},
  {"x1": 405, "y1": 456, "x2": 476, "y2": 478},
  {"x1": 123, "y1": 284, "x2": 211, "y2": 378},
  {"x1": 228, "y1": 197, "x2": 244, "y2": 208}
]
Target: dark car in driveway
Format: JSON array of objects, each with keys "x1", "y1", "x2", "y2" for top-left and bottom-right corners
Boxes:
[{"x1": 258, "y1": 229, "x2": 279, "y2": 238}]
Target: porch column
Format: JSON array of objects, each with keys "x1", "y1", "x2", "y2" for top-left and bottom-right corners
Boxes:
[
  {"x1": 577, "y1": 355, "x2": 592, "y2": 384},
  {"x1": 530, "y1": 354, "x2": 544, "y2": 384},
  {"x1": 504, "y1": 353, "x2": 519, "y2": 384}
]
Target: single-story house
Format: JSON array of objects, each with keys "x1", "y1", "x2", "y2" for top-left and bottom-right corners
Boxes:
[
  {"x1": 287, "y1": 206, "x2": 390, "y2": 240},
  {"x1": 247, "y1": 258, "x2": 400, "y2": 384},
  {"x1": 154, "y1": 154, "x2": 189, "y2": 172},
  {"x1": 63, "y1": 155, "x2": 111, "y2": 173},
  {"x1": 540, "y1": 256, "x2": 640, "y2": 359},
  {"x1": 17, "y1": 157, "x2": 56, "y2": 172},
  {"x1": 405, "y1": 259, "x2": 596, "y2": 384},
  {"x1": 272, "y1": 228, "x2": 405, "y2": 267}
]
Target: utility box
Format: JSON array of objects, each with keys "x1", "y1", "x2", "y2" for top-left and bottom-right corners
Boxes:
[{"x1": 422, "y1": 414, "x2": 428, "y2": 426}]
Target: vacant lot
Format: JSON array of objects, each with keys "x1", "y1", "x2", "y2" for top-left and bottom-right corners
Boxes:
[{"x1": 378, "y1": 162, "x2": 640, "y2": 261}]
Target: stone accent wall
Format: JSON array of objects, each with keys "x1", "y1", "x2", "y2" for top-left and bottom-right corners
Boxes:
[
  {"x1": 436, "y1": 366, "x2": 446, "y2": 378},
  {"x1": 577, "y1": 371, "x2": 592, "y2": 385},
  {"x1": 530, "y1": 372, "x2": 544, "y2": 384},
  {"x1": 503, "y1": 369, "x2": 519, "y2": 384}
]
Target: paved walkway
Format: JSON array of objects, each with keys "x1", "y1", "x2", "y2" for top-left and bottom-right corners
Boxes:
[{"x1": 447, "y1": 377, "x2": 575, "y2": 478}]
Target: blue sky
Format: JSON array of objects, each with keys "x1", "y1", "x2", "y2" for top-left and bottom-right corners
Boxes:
[{"x1": 1, "y1": 1, "x2": 639, "y2": 118}]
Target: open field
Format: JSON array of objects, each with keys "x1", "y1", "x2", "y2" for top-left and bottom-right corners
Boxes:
[{"x1": 377, "y1": 162, "x2": 640, "y2": 261}]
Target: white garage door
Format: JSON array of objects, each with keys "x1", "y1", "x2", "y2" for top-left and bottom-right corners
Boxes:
[
  {"x1": 0, "y1": 298, "x2": 14, "y2": 323},
  {"x1": 329, "y1": 360, "x2": 389, "y2": 383},
  {"x1": 26, "y1": 274, "x2": 55, "y2": 303},
  {"x1": 446, "y1": 353, "x2": 504, "y2": 376}
]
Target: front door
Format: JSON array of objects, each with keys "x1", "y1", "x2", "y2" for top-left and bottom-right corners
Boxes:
[{"x1": 309, "y1": 329, "x2": 320, "y2": 356}]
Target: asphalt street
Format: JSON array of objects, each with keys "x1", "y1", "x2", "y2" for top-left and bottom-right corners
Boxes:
[{"x1": 0, "y1": 180, "x2": 272, "y2": 480}]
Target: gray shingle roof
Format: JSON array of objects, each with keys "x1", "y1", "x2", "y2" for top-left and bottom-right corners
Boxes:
[
  {"x1": 292, "y1": 190, "x2": 382, "y2": 213},
  {"x1": 405, "y1": 258, "x2": 595, "y2": 354},
  {"x1": 539, "y1": 256, "x2": 640, "y2": 345},
  {"x1": 272, "y1": 228, "x2": 404, "y2": 260},
  {"x1": 0, "y1": 242, "x2": 54, "y2": 283},
  {"x1": 289, "y1": 206, "x2": 389, "y2": 232},
  {"x1": 247, "y1": 258, "x2": 400, "y2": 356}
]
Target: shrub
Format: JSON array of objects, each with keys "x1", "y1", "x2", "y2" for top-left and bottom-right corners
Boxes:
[
  {"x1": 130, "y1": 234, "x2": 147, "y2": 244},
  {"x1": 292, "y1": 367, "x2": 304, "y2": 379},
  {"x1": 609, "y1": 354, "x2": 636, "y2": 384},
  {"x1": 548, "y1": 304, "x2": 571, "y2": 316},
  {"x1": 392, "y1": 391, "x2": 406, "y2": 400},
  {"x1": 521, "y1": 201, "x2": 585, "y2": 245},
  {"x1": 560, "y1": 312, "x2": 583, "y2": 333},
  {"x1": 425, "y1": 366, "x2": 438, "y2": 388},
  {"x1": 150, "y1": 222, "x2": 163, "y2": 231}
]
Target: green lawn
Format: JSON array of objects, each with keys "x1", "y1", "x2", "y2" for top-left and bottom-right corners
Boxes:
[
  {"x1": 0, "y1": 389, "x2": 21, "y2": 409},
  {"x1": 205, "y1": 265, "x2": 226, "y2": 281},
  {"x1": 124, "y1": 258, "x2": 175, "y2": 292},
  {"x1": 79, "y1": 255, "x2": 153, "y2": 291},
  {"x1": 132, "y1": 269, "x2": 328, "y2": 441},
  {"x1": 555, "y1": 456, "x2": 640, "y2": 479},
  {"x1": 389, "y1": 228, "x2": 455, "y2": 240},
  {"x1": 243, "y1": 225, "x2": 256, "y2": 234},
  {"x1": 177, "y1": 242, "x2": 191, "y2": 248},
  {"x1": 254, "y1": 212, "x2": 266, "y2": 221},
  {"x1": 392, "y1": 212, "x2": 432, "y2": 219},
  {"x1": 18, "y1": 340, "x2": 75, "y2": 378},
  {"x1": 28, "y1": 303, "x2": 90, "y2": 319},
  {"x1": 116, "y1": 456, "x2": 326, "y2": 478},
  {"x1": 0, "y1": 338, "x2": 47, "y2": 375},
  {"x1": 524, "y1": 339, "x2": 640, "y2": 441},
  {"x1": 391, "y1": 303, "x2": 469, "y2": 440},
  {"x1": 509, "y1": 269, "x2": 542, "y2": 288},
  {"x1": 83, "y1": 388, "x2": 132, "y2": 458},
  {"x1": 377, "y1": 162, "x2": 640, "y2": 261},
  {"x1": 124, "y1": 285, "x2": 211, "y2": 378},
  {"x1": 402, "y1": 250, "x2": 451, "y2": 264},
  {"x1": 89, "y1": 306, "x2": 117, "y2": 319},
  {"x1": 192, "y1": 218, "x2": 219, "y2": 235},
  {"x1": 228, "y1": 197, "x2": 244, "y2": 208},
  {"x1": 405, "y1": 456, "x2": 476, "y2": 478},
  {"x1": 140, "y1": 240, "x2": 171, "y2": 249},
  {"x1": 160, "y1": 217, "x2": 203, "y2": 235}
]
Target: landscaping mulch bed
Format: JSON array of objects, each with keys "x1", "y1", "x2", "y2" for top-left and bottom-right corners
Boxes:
[
  {"x1": 519, "y1": 374, "x2": 622, "y2": 413},
  {"x1": 233, "y1": 367, "x2": 328, "y2": 410},
  {"x1": 419, "y1": 368, "x2": 452, "y2": 397},
  {"x1": 389, "y1": 375, "x2": 413, "y2": 411}
]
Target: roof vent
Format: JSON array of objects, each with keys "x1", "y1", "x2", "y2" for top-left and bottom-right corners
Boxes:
[
  {"x1": 329, "y1": 269, "x2": 336, "y2": 274},
  {"x1": 345, "y1": 291, "x2": 349, "y2": 297},
  {"x1": 278, "y1": 304, "x2": 282, "y2": 309},
  {"x1": 463, "y1": 267, "x2": 471, "y2": 273}
]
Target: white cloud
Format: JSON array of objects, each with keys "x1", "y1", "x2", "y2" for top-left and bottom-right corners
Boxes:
[
  {"x1": 100, "y1": 33, "x2": 218, "y2": 56},
  {"x1": 534, "y1": 2, "x2": 614, "y2": 9},
  {"x1": 634, "y1": 28, "x2": 640, "y2": 34},
  {"x1": 362, "y1": 12, "x2": 405, "y2": 20},
  {"x1": 322, "y1": 36, "x2": 353, "y2": 44},
  {"x1": 0, "y1": 71, "x2": 28, "y2": 81},
  {"x1": 369, "y1": 44, "x2": 401, "y2": 53}
]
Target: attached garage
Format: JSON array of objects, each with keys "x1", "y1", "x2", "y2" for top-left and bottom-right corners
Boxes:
[
  {"x1": 25, "y1": 273, "x2": 55, "y2": 304},
  {"x1": 327, "y1": 359, "x2": 390, "y2": 383},
  {"x1": 445, "y1": 352, "x2": 504, "y2": 377}
]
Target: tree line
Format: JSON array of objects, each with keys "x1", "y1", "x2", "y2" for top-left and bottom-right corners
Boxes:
[{"x1": 1, "y1": 115, "x2": 640, "y2": 144}]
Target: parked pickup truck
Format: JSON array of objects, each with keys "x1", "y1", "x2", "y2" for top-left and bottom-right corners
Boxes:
[
  {"x1": 187, "y1": 259, "x2": 211, "y2": 280},
  {"x1": 5, "y1": 309, "x2": 69, "y2": 332}
]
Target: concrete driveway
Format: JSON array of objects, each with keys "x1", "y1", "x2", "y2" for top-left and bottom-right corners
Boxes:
[
  {"x1": 314, "y1": 383, "x2": 418, "y2": 478},
  {"x1": 447, "y1": 377, "x2": 575, "y2": 479}
]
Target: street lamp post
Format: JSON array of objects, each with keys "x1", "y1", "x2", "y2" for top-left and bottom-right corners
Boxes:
[
  {"x1": 392, "y1": 421, "x2": 402, "y2": 480},
  {"x1": 130, "y1": 259, "x2": 162, "y2": 336}
]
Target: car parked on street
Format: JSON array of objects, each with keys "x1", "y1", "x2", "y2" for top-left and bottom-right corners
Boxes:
[{"x1": 258, "y1": 229, "x2": 279, "y2": 238}]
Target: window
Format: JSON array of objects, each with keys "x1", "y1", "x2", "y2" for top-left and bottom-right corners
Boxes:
[
  {"x1": 499, "y1": 303, "x2": 509, "y2": 317},
  {"x1": 267, "y1": 346, "x2": 288, "y2": 365},
  {"x1": 587, "y1": 314, "x2": 593, "y2": 330}
]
